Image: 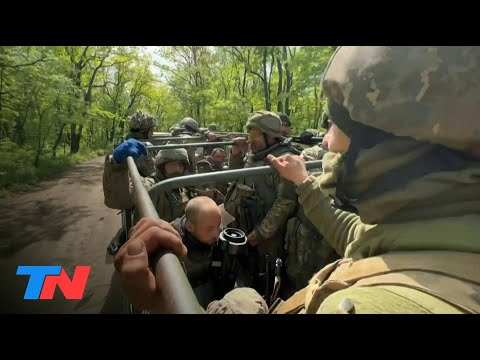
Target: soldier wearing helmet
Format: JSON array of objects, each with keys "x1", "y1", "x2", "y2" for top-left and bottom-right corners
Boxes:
[
  {"x1": 126, "y1": 109, "x2": 158, "y2": 140},
  {"x1": 262, "y1": 46, "x2": 480, "y2": 314},
  {"x1": 168, "y1": 117, "x2": 202, "y2": 171},
  {"x1": 224, "y1": 111, "x2": 301, "y2": 291},
  {"x1": 277, "y1": 112, "x2": 291, "y2": 137},
  {"x1": 115, "y1": 46, "x2": 480, "y2": 314},
  {"x1": 171, "y1": 117, "x2": 200, "y2": 136},
  {"x1": 113, "y1": 110, "x2": 158, "y2": 178},
  {"x1": 103, "y1": 141, "x2": 195, "y2": 223}
]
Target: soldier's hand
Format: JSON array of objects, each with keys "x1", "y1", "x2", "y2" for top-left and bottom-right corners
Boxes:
[
  {"x1": 267, "y1": 154, "x2": 309, "y2": 186},
  {"x1": 231, "y1": 137, "x2": 248, "y2": 156},
  {"x1": 114, "y1": 217, "x2": 187, "y2": 313},
  {"x1": 247, "y1": 230, "x2": 258, "y2": 246},
  {"x1": 113, "y1": 138, "x2": 147, "y2": 164}
]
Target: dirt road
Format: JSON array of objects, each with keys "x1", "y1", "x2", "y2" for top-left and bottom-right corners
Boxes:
[{"x1": 0, "y1": 156, "x2": 127, "y2": 314}]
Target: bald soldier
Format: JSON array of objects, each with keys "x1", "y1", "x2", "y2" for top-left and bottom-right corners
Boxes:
[{"x1": 116, "y1": 196, "x2": 222, "y2": 309}]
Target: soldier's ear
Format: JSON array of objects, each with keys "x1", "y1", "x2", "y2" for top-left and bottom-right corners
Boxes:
[{"x1": 185, "y1": 220, "x2": 195, "y2": 233}]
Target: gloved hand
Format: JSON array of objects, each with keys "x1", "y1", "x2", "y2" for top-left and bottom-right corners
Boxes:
[{"x1": 113, "y1": 138, "x2": 147, "y2": 164}]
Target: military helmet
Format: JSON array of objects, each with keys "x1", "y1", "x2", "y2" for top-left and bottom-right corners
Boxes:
[
  {"x1": 129, "y1": 110, "x2": 157, "y2": 131},
  {"x1": 277, "y1": 112, "x2": 291, "y2": 126},
  {"x1": 179, "y1": 117, "x2": 199, "y2": 133},
  {"x1": 208, "y1": 123, "x2": 219, "y2": 132},
  {"x1": 155, "y1": 148, "x2": 190, "y2": 168},
  {"x1": 322, "y1": 46, "x2": 480, "y2": 155},
  {"x1": 246, "y1": 111, "x2": 283, "y2": 138},
  {"x1": 195, "y1": 159, "x2": 214, "y2": 173}
]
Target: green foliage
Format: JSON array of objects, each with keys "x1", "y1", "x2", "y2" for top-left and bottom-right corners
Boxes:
[{"x1": 0, "y1": 46, "x2": 335, "y2": 193}]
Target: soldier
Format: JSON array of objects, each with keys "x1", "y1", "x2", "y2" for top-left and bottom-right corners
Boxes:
[
  {"x1": 103, "y1": 141, "x2": 195, "y2": 223},
  {"x1": 207, "y1": 123, "x2": 219, "y2": 132},
  {"x1": 226, "y1": 112, "x2": 299, "y2": 253},
  {"x1": 171, "y1": 117, "x2": 200, "y2": 136},
  {"x1": 170, "y1": 196, "x2": 222, "y2": 289},
  {"x1": 207, "y1": 148, "x2": 226, "y2": 171},
  {"x1": 115, "y1": 110, "x2": 158, "y2": 177},
  {"x1": 223, "y1": 111, "x2": 301, "y2": 296},
  {"x1": 116, "y1": 197, "x2": 222, "y2": 310},
  {"x1": 277, "y1": 112, "x2": 291, "y2": 137},
  {"x1": 115, "y1": 46, "x2": 480, "y2": 314},
  {"x1": 168, "y1": 117, "x2": 202, "y2": 172}
]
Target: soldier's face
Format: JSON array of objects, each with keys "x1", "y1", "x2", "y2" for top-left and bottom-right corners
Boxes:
[
  {"x1": 191, "y1": 209, "x2": 222, "y2": 245},
  {"x1": 281, "y1": 122, "x2": 290, "y2": 136},
  {"x1": 322, "y1": 124, "x2": 351, "y2": 153},
  {"x1": 207, "y1": 132, "x2": 218, "y2": 142},
  {"x1": 212, "y1": 151, "x2": 225, "y2": 165},
  {"x1": 248, "y1": 128, "x2": 267, "y2": 154},
  {"x1": 163, "y1": 161, "x2": 185, "y2": 178}
]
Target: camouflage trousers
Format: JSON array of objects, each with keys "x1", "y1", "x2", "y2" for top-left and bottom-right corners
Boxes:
[{"x1": 283, "y1": 216, "x2": 339, "y2": 296}]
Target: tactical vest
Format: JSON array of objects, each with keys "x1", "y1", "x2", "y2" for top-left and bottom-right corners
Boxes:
[
  {"x1": 276, "y1": 251, "x2": 480, "y2": 314},
  {"x1": 225, "y1": 143, "x2": 299, "y2": 230}
]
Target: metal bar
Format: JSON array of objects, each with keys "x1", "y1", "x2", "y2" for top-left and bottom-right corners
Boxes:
[
  {"x1": 290, "y1": 136, "x2": 324, "y2": 144},
  {"x1": 127, "y1": 156, "x2": 203, "y2": 314},
  {"x1": 148, "y1": 160, "x2": 323, "y2": 198},
  {"x1": 151, "y1": 135, "x2": 205, "y2": 141},
  {"x1": 148, "y1": 141, "x2": 234, "y2": 151}
]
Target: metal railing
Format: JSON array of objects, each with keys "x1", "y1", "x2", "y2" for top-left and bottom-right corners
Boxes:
[{"x1": 127, "y1": 158, "x2": 323, "y2": 314}]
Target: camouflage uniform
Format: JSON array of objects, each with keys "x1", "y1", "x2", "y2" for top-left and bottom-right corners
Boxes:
[
  {"x1": 124, "y1": 110, "x2": 158, "y2": 177},
  {"x1": 145, "y1": 148, "x2": 195, "y2": 222},
  {"x1": 169, "y1": 117, "x2": 202, "y2": 172},
  {"x1": 103, "y1": 147, "x2": 194, "y2": 223},
  {"x1": 300, "y1": 145, "x2": 326, "y2": 174},
  {"x1": 224, "y1": 111, "x2": 298, "y2": 261},
  {"x1": 209, "y1": 46, "x2": 480, "y2": 314}
]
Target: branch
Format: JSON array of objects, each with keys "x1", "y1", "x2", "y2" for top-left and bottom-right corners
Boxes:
[{"x1": 3, "y1": 57, "x2": 52, "y2": 69}]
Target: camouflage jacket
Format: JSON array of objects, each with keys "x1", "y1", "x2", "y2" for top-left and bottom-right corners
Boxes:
[{"x1": 226, "y1": 143, "x2": 299, "y2": 258}]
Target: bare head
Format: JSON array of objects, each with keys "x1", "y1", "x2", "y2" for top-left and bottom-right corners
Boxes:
[{"x1": 185, "y1": 196, "x2": 221, "y2": 245}]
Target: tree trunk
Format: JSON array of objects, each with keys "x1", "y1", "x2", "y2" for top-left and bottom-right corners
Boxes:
[
  {"x1": 284, "y1": 46, "x2": 292, "y2": 116},
  {"x1": 262, "y1": 47, "x2": 271, "y2": 111},
  {"x1": 276, "y1": 54, "x2": 283, "y2": 112},
  {"x1": 70, "y1": 123, "x2": 83, "y2": 155},
  {"x1": 52, "y1": 122, "x2": 66, "y2": 158}
]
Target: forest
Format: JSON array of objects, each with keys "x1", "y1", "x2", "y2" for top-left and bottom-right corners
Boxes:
[{"x1": 0, "y1": 46, "x2": 335, "y2": 194}]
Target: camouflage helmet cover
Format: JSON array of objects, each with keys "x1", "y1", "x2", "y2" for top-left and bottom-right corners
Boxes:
[
  {"x1": 129, "y1": 110, "x2": 157, "y2": 131},
  {"x1": 155, "y1": 148, "x2": 190, "y2": 168},
  {"x1": 195, "y1": 159, "x2": 214, "y2": 173},
  {"x1": 179, "y1": 117, "x2": 199, "y2": 133},
  {"x1": 322, "y1": 46, "x2": 480, "y2": 154},
  {"x1": 246, "y1": 111, "x2": 283, "y2": 138}
]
